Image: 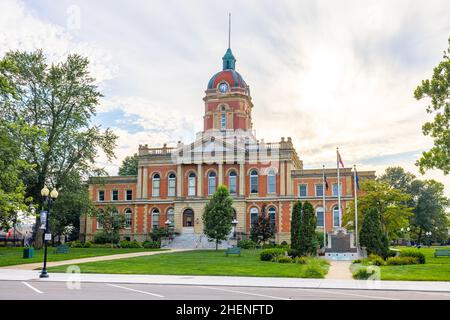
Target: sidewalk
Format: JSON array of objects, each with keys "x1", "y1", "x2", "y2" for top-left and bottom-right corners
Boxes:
[
  {"x1": 0, "y1": 269, "x2": 449, "y2": 292},
  {"x1": 325, "y1": 261, "x2": 353, "y2": 280},
  {"x1": 0, "y1": 249, "x2": 191, "y2": 270}
]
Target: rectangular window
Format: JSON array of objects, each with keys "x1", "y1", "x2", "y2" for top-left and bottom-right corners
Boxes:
[
  {"x1": 315, "y1": 185, "x2": 324, "y2": 197},
  {"x1": 250, "y1": 176, "x2": 258, "y2": 194},
  {"x1": 188, "y1": 177, "x2": 196, "y2": 196},
  {"x1": 98, "y1": 190, "x2": 105, "y2": 202},
  {"x1": 152, "y1": 180, "x2": 160, "y2": 197},
  {"x1": 208, "y1": 177, "x2": 216, "y2": 195},
  {"x1": 229, "y1": 176, "x2": 237, "y2": 194},
  {"x1": 168, "y1": 179, "x2": 176, "y2": 197},
  {"x1": 221, "y1": 113, "x2": 226, "y2": 130},
  {"x1": 332, "y1": 183, "x2": 342, "y2": 197},
  {"x1": 268, "y1": 176, "x2": 276, "y2": 194},
  {"x1": 112, "y1": 190, "x2": 118, "y2": 201},
  {"x1": 316, "y1": 210, "x2": 324, "y2": 227},
  {"x1": 126, "y1": 189, "x2": 132, "y2": 201},
  {"x1": 299, "y1": 184, "x2": 307, "y2": 197}
]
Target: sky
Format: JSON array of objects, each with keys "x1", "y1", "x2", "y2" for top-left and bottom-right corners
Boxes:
[{"x1": 1, "y1": 0, "x2": 450, "y2": 198}]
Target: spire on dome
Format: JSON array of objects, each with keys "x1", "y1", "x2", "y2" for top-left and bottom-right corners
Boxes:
[{"x1": 222, "y1": 13, "x2": 236, "y2": 70}]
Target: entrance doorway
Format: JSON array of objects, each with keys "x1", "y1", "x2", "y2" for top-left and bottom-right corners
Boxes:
[{"x1": 183, "y1": 209, "x2": 194, "y2": 227}]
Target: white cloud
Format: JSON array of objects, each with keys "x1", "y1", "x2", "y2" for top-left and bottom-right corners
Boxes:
[{"x1": 3, "y1": 0, "x2": 450, "y2": 198}]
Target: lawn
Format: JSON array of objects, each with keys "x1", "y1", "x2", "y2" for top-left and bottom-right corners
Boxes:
[
  {"x1": 48, "y1": 249, "x2": 330, "y2": 278},
  {"x1": 0, "y1": 247, "x2": 162, "y2": 267},
  {"x1": 380, "y1": 246, "x2": 450, "y2": 281}
]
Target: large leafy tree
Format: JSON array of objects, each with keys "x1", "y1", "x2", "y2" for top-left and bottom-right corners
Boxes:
[
  {"x1": 379, "y1": 167, "x2": 449, "y2": 244},
  {"x1": 118, "y1": 153, "x2": 139, "y2": 176},
  {"x1": 343, "y1": 180, "x2": 413, "y2": 240},
  {"x1": 0, "y1": 50, "x2": 117, "y2": 246},
  {"x1": 202, "y1": 185, "x2": 234, "y2": 250},
  {"x1": 414, "y1": 37, "x2": 450, "y2": 174},
  {"x1": 410, "y1": 179, "x2": 449, "y2": 244},
  {"x1": 0, "y1": 59, "x2": 32, "y2": 230},
  {"x1": 250, "y1": 205, "x2": 274, "y2": 244}
]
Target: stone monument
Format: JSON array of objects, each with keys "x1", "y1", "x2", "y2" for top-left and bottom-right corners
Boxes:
[{"x1": 325, "y1": 228, "x2": 359, "y2": 260}]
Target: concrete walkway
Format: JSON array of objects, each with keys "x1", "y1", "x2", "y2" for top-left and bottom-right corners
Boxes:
[
  {"x1": 1, "y1": 269, "x2": 449, "y2": 292},
  {"x1": 325, "y1": 261, "x2": 353, "y2": 280},
  {"x1": 0, "y1": 249, "x2": 191, "y2": 271}
]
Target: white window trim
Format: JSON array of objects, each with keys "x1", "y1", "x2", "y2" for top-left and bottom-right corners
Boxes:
[
  {"x1": 111, "y1": 189, "x2": 119, "y2": 201},
  {"x1": 315, "y1": 184, "x2": 324, "y2": 197},
  {"x1": 98, "y1": 190, "x2": 105, "y2": 202},
  {"x1": 332, "y1": 183, "x2": 342, "y2": 197},
  {"x1": 298, "y1": 184, "x2": 308, "y2": 197},
  {"x1": 126, "y1": 189, "x2": 132, "y2": 201}
]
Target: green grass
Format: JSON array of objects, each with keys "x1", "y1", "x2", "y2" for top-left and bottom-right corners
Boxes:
[
  {"x1": 0, "y1": 247, "x2": 162, "y2": 267},
  {"x1": 379, "y1": 246, "x2": 450, "y2": 281},
  {"x1": 48, "y1": 249, "x2": 330, "y2": 278}
]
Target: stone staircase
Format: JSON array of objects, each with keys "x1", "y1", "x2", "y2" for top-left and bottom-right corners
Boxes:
[{"x1": 164, "y1": 232, "x2": 232, "y2": 249}]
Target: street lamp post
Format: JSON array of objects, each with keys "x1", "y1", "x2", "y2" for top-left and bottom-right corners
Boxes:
[
  {"x1": 40, "y1": 186, "x2": 58, "y2": 278},
  {"x1": 231, "y1": 219, "x2": 238, "y2": 243}
]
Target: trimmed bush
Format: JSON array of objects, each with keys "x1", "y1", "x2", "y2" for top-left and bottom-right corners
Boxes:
[
  {"x1": 94, "y1": 232, "x2": 119, "y2": 244},
  {"x1": 293, "y1": 256, "x2": 307, "y2": 264},
  {"x1": 287, "y1": 249, "x2": 301, "y2": 258},
  {"x1": 303, "y1": 265, "x2": 325, "y2": 278},
  {"x1": 352, "y1": 259, "x2": 362, "y2": 264},
  {"x1": 352, "y1": 267, "x2": 376, "y2": 280},
  {"x1": 368, "y1": 254, "x2": 385, "y2": 266},
  {"x1": 260, "y1": 248, "x2": 286, "y2": 261},
  {"x1": 238, "y1": 239, "x2": 257, "y2": 249},
  {"x1": 272, "y1": 256, "x2": 293, "y2": 263},
  {"x1": 399, "y1": 249, "x2": 426, "y2": 264},
  {"x1": 385, "y1": 256, "x2": 419, "y2": 266},
  {"x1": 119, "y1": 240, "x2": 142, "y2": 248},
  {"x1": 142, "y1": 240, "x2": 160, "y2": 249}
]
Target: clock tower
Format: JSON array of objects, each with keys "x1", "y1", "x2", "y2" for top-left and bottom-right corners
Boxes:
[{"x1": 203, "y1": 47, "x2": 253, "y2": 132}]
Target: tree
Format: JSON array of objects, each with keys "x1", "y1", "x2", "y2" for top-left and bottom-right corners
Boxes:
[
  {"x1": 378, "y1": 167, "x2": 449, "y2": 244},
  {"x1": 343, "y1": 180, "x2": 413, "y2": 240},
  {"x1": 410, "y1": 179, "x2": 449, "y2": 244},
  {"x1": 414, "y1": 37, "x2": 450, "y2": 174},
  {"x1": 0, "y1": 121, "x2": 31, "y2": 230},
  {"x1": 118, "y1": 153, "x2": 139, "y2": 176},
  {"x1": 50, "y1": 172, "x2": 93, "y2": 242},
  {"x1": 297, "y1": 202, "x2": 318, "y2": 256},
  {"x1": 290, "y1": 201, "x2": 302, "y2": 250},
  {"x1": 0, "y1": 50, "x2": 118, "y2": 247},
  {"x1": 202, "y1": 185, "x2": 234, "y2": 250},
  {"x1": 250, "y1": 205, "x2": 274, "y2": 244},
  {"x1": 359, "y1": 207, "x2": 390, "y2": 258},
  {"x1": 92, "y1": 205, "x2": 125, "y2": 248}
]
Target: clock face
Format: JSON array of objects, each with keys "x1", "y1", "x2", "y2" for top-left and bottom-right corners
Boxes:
[{"x1": 218, "y1": 82, "x2": 229, "y2": 93}]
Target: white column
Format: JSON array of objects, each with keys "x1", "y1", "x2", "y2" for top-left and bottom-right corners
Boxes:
[
  {"x1": 177, "y1": 165, "x2": 182, "y2": 197},
  {"x1": 197, "y1": 164, "x2": 203, "y2": 196},
  {"x1": 137, "y1": 166, "x2": 143, "y2": 198},
  {"x1": 218, "y1": 163, "x2": 223, "y2": 186},
  {"x1": 239, "y1": 163, "x2": 245, "y2": 196},
  {"x1": 280, "y1": 161, "x2": 285, "y2": 195},
  {"x1": 142, "y1": 167, "x2": 148, "y2": 198}
]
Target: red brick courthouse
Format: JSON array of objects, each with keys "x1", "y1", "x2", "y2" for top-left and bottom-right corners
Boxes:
[{"x1": 81, "y1": 47, "x2": 375, "y2": 244}]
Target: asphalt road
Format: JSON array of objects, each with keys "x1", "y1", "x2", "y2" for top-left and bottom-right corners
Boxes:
[{"x1": 1, "y1": 280, "x2": 450, "y2": 300}]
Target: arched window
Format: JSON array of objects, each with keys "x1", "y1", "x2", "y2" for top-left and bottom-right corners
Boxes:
[
  {"x1": 250, "y1": 170, "x2": 258, "y2": 194},
  {"x1": 250, "y1": 207, "x2": 259, "y2": 228},
  {"x1": 268, "y1": 207, "x2": 276, "y2": 231},
  {"x1": 167, "y1": 208, "x2": 174, "y2": 225},
  {"x1": 208, "y1": 171, "x2": 217, "y2": 195},
  {"x1": 228, "y1": 171, "x2": 237, "y2": 195},
  {"x1": 124, "y1": 209, "x2": 132, "y2": 229},
  {"x1": 188, "y1": 172, "x2": 196, "y2": 196},
  {"x1": 333, "y1": 206, "x2": 340, "y2": 227},
  {"x1": 267, "y1": 169, "x2": 276, "y2": 194},
  {"x1": 220, "y1": 113, "x2": 226, "y2": 130},
  {"x1": 168, "y1": 173, "x2": 176, "y2": 197},
  {"x1": 316, "y1": 207, "x2": 324, "y2": 227},
  {"x1": 152, "y1": 173, "x2": 160, "y2": 197},
  {"x1": 152, "y1": 208, "x2": 160, "y2": 230}
]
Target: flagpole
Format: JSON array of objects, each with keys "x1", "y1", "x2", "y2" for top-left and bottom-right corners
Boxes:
[
  {"x1": 353, "y1": 164, "x2": 358, "y2": 249},
  {"x1": 322, "y1": 165, "x2": 326, "y2": 248},
  {"x1": 337, "y1": 147, "x2": 342, "y2": 227}
]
